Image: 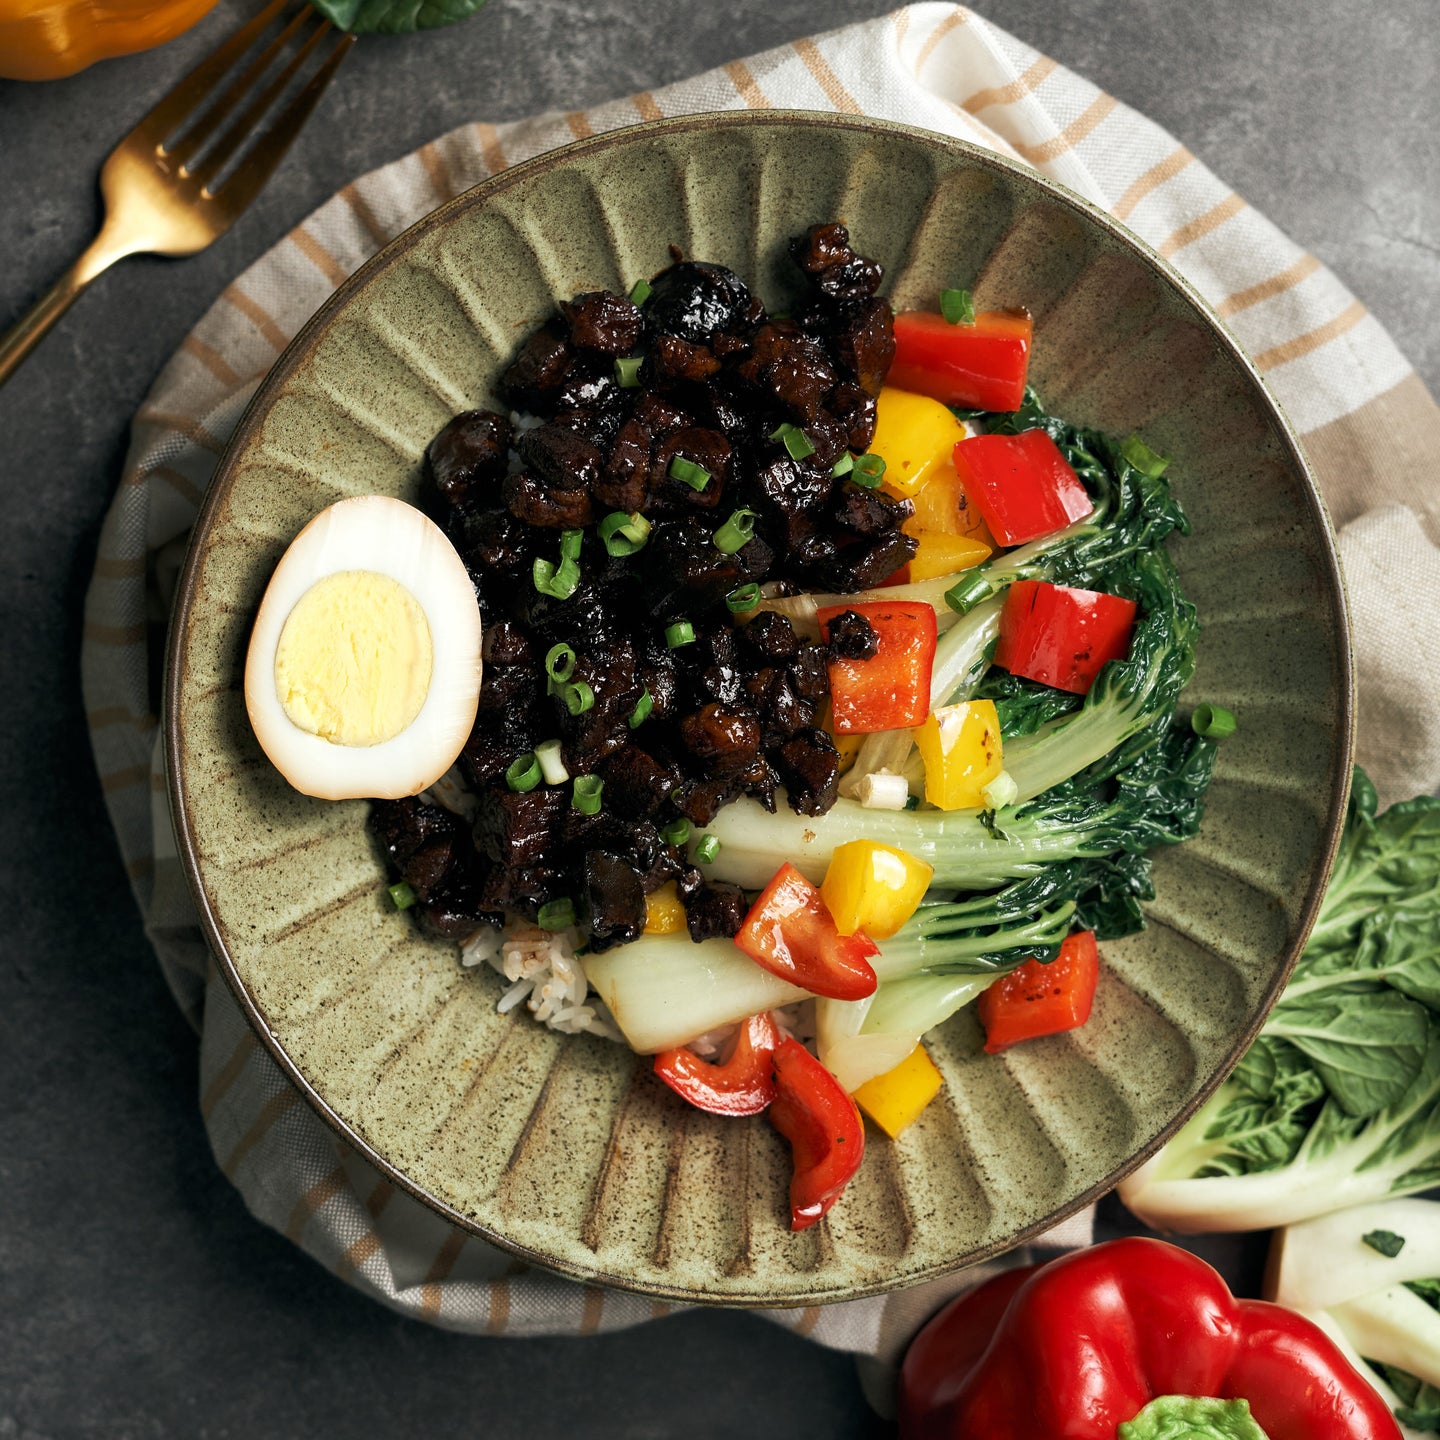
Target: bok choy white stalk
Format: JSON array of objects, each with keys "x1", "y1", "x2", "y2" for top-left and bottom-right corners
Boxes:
[
  {"x1": 1268, "y1": 1200, "x2": 1440, "y2": 1436},
  {"x1": 818, "y1": 973, "x2": 996, "y2": 1093},
  {"x1": 584, "y1": 937, "x2": 806, "y2": 1053}
]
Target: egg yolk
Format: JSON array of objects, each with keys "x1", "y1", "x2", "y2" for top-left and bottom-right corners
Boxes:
[{"x1": 274, "y1": 571, "x2": 433, "y2": 747}]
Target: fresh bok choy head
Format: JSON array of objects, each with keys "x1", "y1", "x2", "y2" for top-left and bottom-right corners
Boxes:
[
  {"x1": 1268, "y1": 1199, "x2": 1440, "y2": 1437},
  {"x1": 1119, "y1": 770, "x2": 1440, "y2": 1233}
]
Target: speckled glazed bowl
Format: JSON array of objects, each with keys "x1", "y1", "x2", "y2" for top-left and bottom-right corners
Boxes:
[{"x1": 166, "y1": 111, "x2": 1353, "y2": 1305}]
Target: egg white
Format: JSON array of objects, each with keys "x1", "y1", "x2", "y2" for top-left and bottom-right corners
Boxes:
[{"x1": 244, "y1": 495, "x2": 482, "y2": 801}]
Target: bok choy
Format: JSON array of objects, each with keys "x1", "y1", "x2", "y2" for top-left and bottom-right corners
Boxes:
[
  {"x1": 840, "y1": 394, "x2": 1193, "y2": 799},
  {"x1": 1268, "y1": 1200, "x2": 1440, "y2": 1438},
  {"x1": 1119, "y1": 771, "x2": 1440, "y2": 1232}
]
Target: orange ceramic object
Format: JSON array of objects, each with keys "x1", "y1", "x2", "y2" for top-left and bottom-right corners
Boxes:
[{"x1": 0, "y1": 0, "x2": 221, "y2": 80}]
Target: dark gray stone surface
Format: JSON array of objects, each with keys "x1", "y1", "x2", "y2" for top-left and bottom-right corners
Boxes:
[{"x1": 0, "y1": 2, "x2": 1435, "y2": 1436}]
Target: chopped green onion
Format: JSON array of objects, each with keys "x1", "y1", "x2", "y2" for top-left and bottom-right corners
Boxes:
[
  {"x1": 598, "y1": 509, "x2": 651, "y2": 556},
  {"x1": 535, "y1": 738, "x2": 569, "y2": 785},
  {"x1": 1191, "y1": 703, "x2": 1237, "y2": 739},
  {"x1": 560, "y1": 528, "x2": 584, "y2": 561},
  {"x1": 387, "y1": 881, "x2": 417, "y2": 911},
  {"x1": 505, "y1": 753, "x2": 541, "y2": 792},
  {"x1": 769, "y1": 422, "x2": 815, "y2": 462},
  {"x1": 713, "y1": 508, "x2": 757, "y2": 554},
  {"x1": 614, "y1": 355, "x2": 643, "y2": 388},
  {"x1": 561, "y1": 681, "x2": 595, "y2": 716},
  {"x1": 693, "y1": 833, "x2": 721, "y2": 864},
  {"x1": 831, "y1": 452, "x2": 855, "y2": 477},
  {"x1": 669, "y1": 455, "x2": 712, "y2": 491},
  {"x1": 533, "y1": 555, "x2": 581, "y2": 601},
  {"x1": 851, "y1": 453, "x2": 886, "y2": 488},
  {"x1": 665, "y1": 620, "x2": 696, "y2": 650},
  {"x1": 629, "y1": 278, "x2": 652, "y2": 306},
  {"x1": 537, "y1": 898, "x2": 575, "y2": 931},
  {"x1": 572, "y1": 774, "x2": 604, "y2": 815},
  {"x1": 945, "y1": 572, "x2": 993, "y2": 616},
  {"x1": 1363, "y1": 1229, "x2": 1407, "y2": 1258},
  {"x1": 660, "y1": 817, "x2": 691, "y2": 847},
  {"x1": 628, "y1": 689, "x2": 653, "y2": 728},
  {"x1": 1120, "y1": 433, "x2": 1170, "y2": 477},
  {"x1": 726, "y1": 583, "x2": 762, "y2": 614},
  {"x1": 940, "y1": 287, "x2": 975, "y2": 325},
  {"x1": 545, "y1": 642, "x2": 576, "y2": 686}
]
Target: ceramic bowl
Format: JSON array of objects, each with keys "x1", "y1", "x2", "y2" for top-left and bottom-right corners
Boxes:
[{"x1": 166, "y1": 111, "x2": 1353, "y2": 1304}]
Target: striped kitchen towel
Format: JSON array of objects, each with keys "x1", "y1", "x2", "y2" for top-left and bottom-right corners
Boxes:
[{"x1": 80, "y1": 2, "x2": 1440, "y2": 1361}]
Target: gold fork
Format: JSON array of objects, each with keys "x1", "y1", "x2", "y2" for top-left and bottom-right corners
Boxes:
[{"x1": 0, "y1": 0, "x2": 353, "y2": 389}]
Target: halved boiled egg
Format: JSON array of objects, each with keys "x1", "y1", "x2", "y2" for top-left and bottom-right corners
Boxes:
[{"x1": 244, "y1": 495, "x2": 482, "y2": 801}]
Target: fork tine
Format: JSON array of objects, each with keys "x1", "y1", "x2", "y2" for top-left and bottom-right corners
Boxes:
[
  {"x1": 165, "y1": 4, "x2": 313, "y2": 171},
  {"x1": 189, "y1": 16, "x2": 331, "y2": 189},
  {"x1": 211, "y1": 31, "x2": 354, "y2": 210},
  {"x1": 131, "y1": 0, "x2": 291, "y2": 147}
]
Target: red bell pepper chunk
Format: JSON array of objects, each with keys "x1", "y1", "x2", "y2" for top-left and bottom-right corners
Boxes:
[
  {"x1": 816, "y1": 600, "x2": 937, "y2": 735},
  {"x1": 735, "y1": 862, "x2": 879, "y2": 1002},
  {"x1": 897, "y1": 1237, "x2": 1402, "y2": 1440},
  {"x1": 653, "y1": 1011, "x2": 782, "y2": 1117},
  {"x1": 769, "y1": 1037, "x2": 865, "y2": 1231},
  {"x1": 976, "y1": 930, "x2": 1099, "y2": 1053},
  {"x1": 993, "y1": 579, "x2": 1139, "y2": 696},
  {"x1": 951, "y1": 429, "x2": 1093, "y2": 546},
  {"x1": 889, "y1": 309, "x2": 1033, "y2": 413}
]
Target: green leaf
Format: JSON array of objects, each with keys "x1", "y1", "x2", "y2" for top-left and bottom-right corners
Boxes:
[
  {"x1": 1234, "y1": 1036, "x2": 1279, "y2": 1097},
  {"x1": 310, "y1": 0, "x2": 490, "y2": 34},
  {"x1": 974, "y1": 669, "x2": 1084, "y2": 738},
  {"x1": 1407, "y1": 1278, "x2": 1440, "y2": 1312},
  {"x1": 1377, "y1": 1371, "x2": 1440, "y2": 1432},
  {"x1": 1377, "y1": 1361, "x2": 1424, "y2": 1408},
  {"x1": 1266, "y1": 989, "x2": 1430, "y2": 1117},
  {"x1": 1192, "y1": 1039, "x2": 1325, "y2": 1176},
  {"x1": 1362, "y1": 1228, "x2": 1407, "y2": 1257},
  {"x1": 1397, "y1": 1406, "x2": 1440, "y2": 1432},
  {"x1": 1305, "y1": 780, "x2": 1440, "y2": 954}
]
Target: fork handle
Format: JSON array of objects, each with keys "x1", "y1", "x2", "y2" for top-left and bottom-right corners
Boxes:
[{"x1": 0, "y1": 246, "x2": 114, "y2": 391}]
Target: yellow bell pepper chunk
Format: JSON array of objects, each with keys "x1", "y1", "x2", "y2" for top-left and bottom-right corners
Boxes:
[
  {"x1": 906, "y1": 460, "x2": 995, "y2": 546},
  {"x1": 914, "y1": 699, "x2": 1003, "y2": 810},
  {"x1": 909, "y1": 531, "x2": 993, "y2": 581},
  {"x1": 820, "y1": 840, "x2": 934, "y2": 939},
  {"x1": 853, "y1": 1045, "x2": 944, "y2": 1138},
  {"x1": 643, "y1": 881, "x2": 687, "y2": 935},
  {"x1": 868, "y1": 388, "x2": 967, "y2": 500}
]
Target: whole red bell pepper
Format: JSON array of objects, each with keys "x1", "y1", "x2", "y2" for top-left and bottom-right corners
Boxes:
[
  {"x1": 769, "y1": 1037, "x2": 865, "y2": 1230},
  {"x1": 653, "y1": 1011, "x2": 780, "y2": 1116},
  {"x1": 994, "y1": 579, "x2": 1138, "y2": 695},
  {"x1": 889, "y1": 309, "x2": 1033, "y2": 412},
  {"x1": 952, "y1": 428, "x2": 1094, "y2": 547},
  {"x1": 899, "y1": 1237, "x2": 1402, "y2": 1440},
  {"x1": 816, "y1": 600, "x2": 937, "y2": 735},
  {"x1": 735, "y1": 863, "x2": 879, "y2": 1001}
]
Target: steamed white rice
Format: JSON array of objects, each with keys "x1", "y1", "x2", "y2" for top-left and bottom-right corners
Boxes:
[{"x1": 461, "y1": 921, "x2": 623, "y2": 1041}]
